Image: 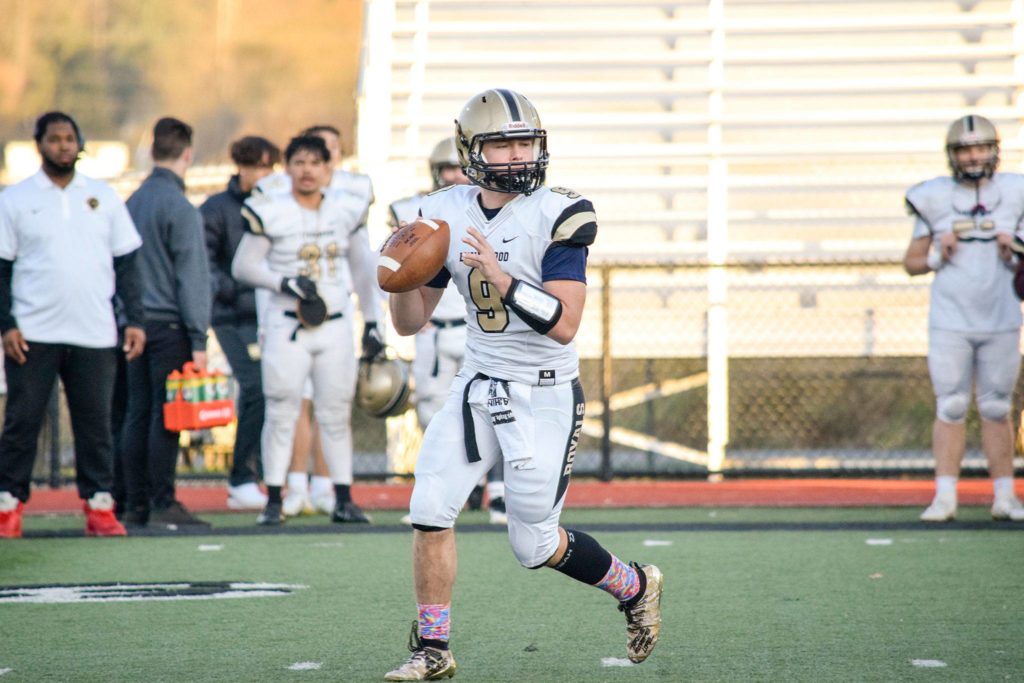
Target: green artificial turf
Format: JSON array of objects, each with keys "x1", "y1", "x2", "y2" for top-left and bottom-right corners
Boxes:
[{"x1": 1, "y1": 508, "x2": 1021, "y2": 681}]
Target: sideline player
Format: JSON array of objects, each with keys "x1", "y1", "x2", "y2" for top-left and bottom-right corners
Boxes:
[
  {"x1": 259, "y1": 124, "x2": 382, "y2": 516},
  {"x1": 384, "y1": 89, "x2": 663, "y2": 680},
  {"x1": 903, "y1": 114, "x2": 1024, "y2": 522},
  {"x1": 232, "y1": 135, "x2": 382, "y2": 525},
  {"x1": 389, "y1": 137, "x2": 507, "y2": 524}
]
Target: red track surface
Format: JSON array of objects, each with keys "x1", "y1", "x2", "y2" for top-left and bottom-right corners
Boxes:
[{"x1": 22, "y1": 478, "x2": 1022, "y2": 514}]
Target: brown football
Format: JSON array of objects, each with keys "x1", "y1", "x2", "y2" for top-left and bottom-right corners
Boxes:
[{"x1": 377, "y1": 218, "x2": 450, "y2": 293}]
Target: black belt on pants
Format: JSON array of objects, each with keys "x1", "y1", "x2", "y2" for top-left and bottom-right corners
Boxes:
[
  {"x1": 430, "y1": 318, "x2": 467, "y2": 329},
  {"x1": 462, "y1": 372, "x2": 496, "y2": 463},
  {"x1": 283, "y1": 310, "x2": 342, "y2": 340}
]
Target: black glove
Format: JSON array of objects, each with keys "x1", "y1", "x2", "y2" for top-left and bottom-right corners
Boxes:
[
  {"x1": 280, "y1": 275, "x2": 318, "y2": 301},
  {"x1": 361, "y1": 322, "x2": 385, "y2": 359}
]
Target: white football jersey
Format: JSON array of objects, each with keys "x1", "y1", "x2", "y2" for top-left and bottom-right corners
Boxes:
[
  {"x1": 241, "y1": 188, "x2": 380, "y2": 319},
  {"x1": 419, "y1": 184, "x2": 597, "y2": 385},
  {"x1": 389, "y1": 192, "x2": 464, "y2": 322},
  {"x1": 906, "y1": 172, "x2": 1024, "y2": 332}
]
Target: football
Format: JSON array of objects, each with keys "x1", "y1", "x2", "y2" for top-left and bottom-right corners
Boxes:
[{"x1": 377, "y1": 218, "x2": 450, "y2": 293}]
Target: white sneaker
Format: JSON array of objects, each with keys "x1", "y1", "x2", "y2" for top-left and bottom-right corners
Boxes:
[
  {"x1": 990, "y1": 495, "x2": 1024, "y2": 520},
  {"x1": 309, "y1": 492, "x2": 335, "y2": 515},
  {"x1": 227, "y1": 483, "x2": 267, "y2": 510},
  {"x1": 400, "y1": 513, "x2": 413, "y2": 525},
  {"x1": 282, "y1": 489, "x2": 309, "y2": 517},
  {"x1": 920, "y1": 492, "x2": 957, "y2": 522},
  {"x1": 488, "y1": 497, "x2": 508, "y2": 525}
]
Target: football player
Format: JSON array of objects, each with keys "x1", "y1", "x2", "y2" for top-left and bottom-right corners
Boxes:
[
  {"x1": 231, "y1": 135, "x2": 382, "y2": 525},
  {"x1": 903, "y1": 114, "x2": 1024, "y2": 522},
  {"x1": 383, "y1": 90, "x2": 663, "y2": 681},
  {"x1": 389, "y1": 137, "x2": 507, "y2": 525},
  {"x1": 257, "y1": 125, "x2": 383, "y2": 517}
]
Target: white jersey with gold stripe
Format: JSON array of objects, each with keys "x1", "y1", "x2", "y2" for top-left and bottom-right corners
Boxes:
[
  {"x1": 419, "y1": 184, "x2": 597, "y2": 385},
  {"x1": 905, "y1": 172, "x2": 1024, "y2": 332}
]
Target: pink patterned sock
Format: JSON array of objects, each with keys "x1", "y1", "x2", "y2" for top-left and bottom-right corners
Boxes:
[
  {"x1": 595, "y1": 555, "x2": 640, "y2": 602},
  {"x1": 417, "y1": 602, "x2": 451, "y2": 643}
]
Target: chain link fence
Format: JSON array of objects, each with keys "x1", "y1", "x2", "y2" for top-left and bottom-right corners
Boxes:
[{"x1": 18, "y1": 257, "x2": 1024, "y2": 484}]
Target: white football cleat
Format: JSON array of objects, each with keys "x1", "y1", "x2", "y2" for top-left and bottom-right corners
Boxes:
[
  {"x1": 227, "y1": 483, "x2": 267, "y2": 510},
  {"x1": 990, "y1": 494, "x2": 1023, "y2": 520},
  {"x1": 920, "y1": 492, "x2": 957, "y2": 522},
  {"x1": 282, "y1": 489, "x2": 309, "y2": 517},
  {"x1": 309, "y1": 492, "x2": 335, "y2": 515}
]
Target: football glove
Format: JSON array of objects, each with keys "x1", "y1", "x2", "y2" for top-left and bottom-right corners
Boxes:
[
  {"x1": 280, "y1": 275, "x2": 318, "y2": 300},
  {"x1": 361, "y1": 322, "x2": 385, "y2": 359}
]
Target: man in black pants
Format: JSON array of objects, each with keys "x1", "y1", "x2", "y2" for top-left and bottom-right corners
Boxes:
[
  {"x1": 0, "y1": 111, "x2": 145, "y2": 538},
  {"x1": 122, "y1": 117, "x2": 211, "y2": 528},
  {"x1": 201, "y1": 136, "x2": 280, "y2": 510}
]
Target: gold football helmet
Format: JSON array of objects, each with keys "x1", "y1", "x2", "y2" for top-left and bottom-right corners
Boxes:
[
  {"x1": 355, "y1": 355, "x2": 413, "y2": 418},
  {"x1": 428, "y1": 137, "x2": 460, "y2": 190},
  {"x1": 454, "y1": 89, "x2": 548, "y2": 194},
  {"x1": 946, "y1": 115, "x2": 999, "y2": 182}
]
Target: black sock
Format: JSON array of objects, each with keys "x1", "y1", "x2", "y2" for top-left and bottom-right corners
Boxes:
[
  {"x1": 267, "y1": 486, "x2": 282, "y2": 504},
  {"x1": 334, "y1": 484, "x2": 351, "y2": 504},
  {"x1": 550, "y1": 529, "x2": 613, "y2": 585},
  {"x1": 420, "y1": 638, "x2": 448, "y2": 651},
  {"x1": 623, "y1": 563, "x2": 648, "y2": 607}
]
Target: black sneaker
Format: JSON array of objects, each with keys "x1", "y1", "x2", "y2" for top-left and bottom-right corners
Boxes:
[
  {"x1": 257, "y1": 501, "x2": 285, "y2": 526},
  {"x1": 332, "y1": 500, "x2": 371, "y2": 524},
  {"x1": 124, "y1": 506, "x2": 149, "y2": 528},
  {"x1": 466, "y1": 484, "x2": 484, "y2": 511},
  {"x1": 150, "y1": 500, "x2": 211, "y2": 527}
]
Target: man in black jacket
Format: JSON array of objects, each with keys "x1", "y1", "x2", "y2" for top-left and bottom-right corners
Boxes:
[
  {"x1": 201, "y1": 136, "x2": 280, "y2": 510},
  {"x1": 122, "y1": 117, "x2": 211, "y2": 528}
]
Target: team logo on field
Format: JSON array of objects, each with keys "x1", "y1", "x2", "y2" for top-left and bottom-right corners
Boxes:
[{"x1": 0, "y1": 581, "x2": 306, "y2": 604}]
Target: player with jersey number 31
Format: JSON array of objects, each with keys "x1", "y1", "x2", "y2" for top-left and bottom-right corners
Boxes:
[{"x1": 382, "y1": 89, "x2": 663, "y2": 681}]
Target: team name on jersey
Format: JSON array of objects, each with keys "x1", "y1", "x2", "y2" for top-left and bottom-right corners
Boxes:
[{"x1": 459, "y1": 250, "x2": 510, "y2": 262}]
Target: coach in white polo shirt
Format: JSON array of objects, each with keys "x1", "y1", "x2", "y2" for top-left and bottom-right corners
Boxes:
[{"x1": 0, "y1": 111, "x2": 145, "y2": 539}]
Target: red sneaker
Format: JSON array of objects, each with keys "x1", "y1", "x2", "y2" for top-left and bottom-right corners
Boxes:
[
  {"x1": 84, "y1": 493, "x2": 127, "y2": 537},
  {"x1": 0, "y1": 498, "x2": 24, "y2": 539}
]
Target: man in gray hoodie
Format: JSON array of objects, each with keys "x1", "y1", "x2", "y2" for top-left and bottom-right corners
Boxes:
[{"x1": 122, "y1": 117, "x2": 211, "y2": 528}]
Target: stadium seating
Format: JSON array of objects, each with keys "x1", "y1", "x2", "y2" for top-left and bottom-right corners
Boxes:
[{"x1": 358, "y1": 0, "x2": 1024, "y2": 258}]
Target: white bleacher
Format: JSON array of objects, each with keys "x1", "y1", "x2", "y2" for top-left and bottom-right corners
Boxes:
[{"x1": 358, "y1": 0, "x2": 1024, "y2": 258}]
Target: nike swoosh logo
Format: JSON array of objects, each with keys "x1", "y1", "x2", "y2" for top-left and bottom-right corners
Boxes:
[{"x1": 502, "y1": 236, "x2": 519, "y2": 243}]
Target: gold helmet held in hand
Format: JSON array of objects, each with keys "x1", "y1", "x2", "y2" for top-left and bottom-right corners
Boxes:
[{"x1": 355, "y1": 354, "x2": 413, "y2": 418}]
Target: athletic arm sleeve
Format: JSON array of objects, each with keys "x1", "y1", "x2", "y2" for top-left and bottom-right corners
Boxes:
[
  {"x1": 113, "y1": 249, "x2": 145, "y2": 329},
  {"x1": 541, "y1": 245, "x2": 588, "y2": 283},
  {"x1": 231, "y1": 232, "x2": 279, "y2": 291}
]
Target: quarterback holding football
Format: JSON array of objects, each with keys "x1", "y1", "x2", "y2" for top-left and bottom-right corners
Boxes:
[{"x1": 383, "y1": 89, "x2": 664, "y2": 680}]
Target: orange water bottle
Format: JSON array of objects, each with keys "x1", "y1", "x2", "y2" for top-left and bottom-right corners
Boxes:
[
  {"x1": 181, "y1": 362, "x2": 200, "y2": 403},
  {"x1": 165, "y1": 369, "x2": 183, "y2": 403},
  {"x1": 211, "y1": 369, "x2": 230, "y2": 400}
]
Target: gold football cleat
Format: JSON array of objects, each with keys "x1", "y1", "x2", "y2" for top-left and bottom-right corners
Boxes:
[
  {"x1": 619, "y1": 563, "x2": 663, "y2": 663},
  {"x1": 384, "y1": 621, "x2": 456, "y2": 681}
]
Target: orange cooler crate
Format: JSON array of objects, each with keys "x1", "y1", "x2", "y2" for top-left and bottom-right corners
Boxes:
[
  {"x1": 163, "y1": 397, "x2": 235, "y2": 432},
  {"x1": 162, "y1": 361, "x2": 235, "y2": 431}
]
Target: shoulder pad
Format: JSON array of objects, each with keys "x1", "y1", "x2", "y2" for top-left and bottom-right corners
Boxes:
[
  {"x1": 550, "y1": 196, "x2": 598, "y2": 247},
  {"x1": 425, "y1": 184, "x2": 458, "y2": 198},
  {"x1": 240, "y1": 202, "x2": 265, "y2": 235},
  {"x1": 904, "y1": 177, "x2": 949, "y2": 222}
]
